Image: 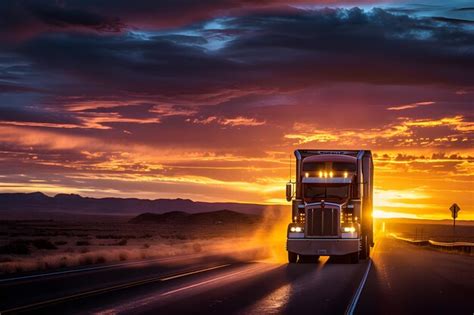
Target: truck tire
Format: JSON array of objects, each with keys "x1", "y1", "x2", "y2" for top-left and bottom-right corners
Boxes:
[
  {"x1": 360, "y1": 234, "x2": 370, "y2": 260},
  {"x1": 288, "y1": 251, "x2": 298, "y2": 263}
]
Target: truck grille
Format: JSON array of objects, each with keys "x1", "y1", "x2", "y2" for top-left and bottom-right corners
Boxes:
[{"x1": 305, "y1": 207, "x2": 339, "y2": 237}]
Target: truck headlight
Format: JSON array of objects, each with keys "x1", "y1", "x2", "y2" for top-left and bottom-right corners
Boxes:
[
  {"x1": 290, "y1": 226, "x2": 303, "y2": 233},
  {"x1": 343, "y1": 226, "x2": 356, "y2": 233}
]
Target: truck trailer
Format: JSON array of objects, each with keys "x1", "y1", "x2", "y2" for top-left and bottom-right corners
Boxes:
[{"x1": 286, "y1": 150, "x2": 374, "y2": 263}]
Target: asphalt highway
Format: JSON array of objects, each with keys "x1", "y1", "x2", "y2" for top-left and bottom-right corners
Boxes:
[
  {"x1": 0, "y1": 237, "x2": 472, "y2": 314},
  {"x1": 356, "y1": 237, "x2": 474, "y2": 314}
]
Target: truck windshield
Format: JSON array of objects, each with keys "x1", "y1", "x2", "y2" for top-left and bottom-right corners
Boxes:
[{"x1": 304, "y1": 184, "x2": 349, "y2": 202}]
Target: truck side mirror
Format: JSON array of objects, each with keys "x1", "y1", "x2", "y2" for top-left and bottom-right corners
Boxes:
[{"x1": 286, "y1": 182, "x2": 293, "y2": 202}]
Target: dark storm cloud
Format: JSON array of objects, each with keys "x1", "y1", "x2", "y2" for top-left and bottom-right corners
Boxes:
[
  {"x1": 11, "y1": 32, "x2": 246, "y2": 99},
  {"x1": 431, "y1": 16, "x2": 474, "y2": 25},
  {"x1": 0, "y1": 1, "x2": 125, "y2": 41},
  {"x1": 0, "y1": 104, "x2": 84, "y2": 128},
  {"x1": 0, "y1": 83, "x2": 41, "y2": 94},
  {"x1": 226, "y1": 8, "x2": 474, "y2": 85},
  {"x1": 453, "y1": 7, "x2": 474, "y2": 12},
  {"x1": 0, "y1": 0, "x2": 300, "y2": 38},
  {"x1": 27, "y1": 3, "x2": 122, "y2": 31},
  {"x1": 3, "y1": 6, "x2": 472, "y2": 105}
]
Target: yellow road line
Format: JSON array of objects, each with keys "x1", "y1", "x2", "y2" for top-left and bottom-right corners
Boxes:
[{"x1": 0, "y1": 264, "x2": 231, "y2": 314}]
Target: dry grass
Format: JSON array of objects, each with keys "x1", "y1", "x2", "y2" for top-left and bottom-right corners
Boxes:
[
  {"x1": 0, "y1": 216, "x2": 281, "y2": 275},
  {"x1": 5, "y1": 214, "x2": 471, "y2": 275}
]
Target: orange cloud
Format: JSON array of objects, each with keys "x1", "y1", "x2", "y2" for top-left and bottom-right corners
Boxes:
[
  {"x1": 0, "y1": 126, "x2": 93, "y2": 150},
  {"x1": 149, "y1": 105, "x2": 198, "y2": 117},
  {"x1": 66, "y1": 99, "x2": 148, "y2": 111},
  {"x1": 191, "y1": 116, "x2": 265, "y2": 126},
  {"x1": 284, "y1": 115, "x2": 473, "y2": 147},
  {"x1": 219, "y1": 116, "x2": 266, "y2": 126},
  {"x1": 284, "y1": 130, "x2": 339, "y2": 143},
  {"x1": 403, "y1": 115, "x2": 474, "y2": 133},
  {"x1": 81, "y1": 113, "x2": 161, "y2": 129},
  {"x1": 387, "y1": 101, "x2": 435, "y2": 111},
  {"x1": 0, "y1": 112, "x2": 162, "y2": 130}
]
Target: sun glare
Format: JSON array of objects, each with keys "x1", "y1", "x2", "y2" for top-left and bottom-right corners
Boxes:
[{"x1": 373, "y1": 210, "x2": 419, "y2": 219}]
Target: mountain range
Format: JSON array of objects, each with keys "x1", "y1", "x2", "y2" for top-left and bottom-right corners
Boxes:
[{"x1": 0, "y1": 192, "x2": 276, "y2": 217}]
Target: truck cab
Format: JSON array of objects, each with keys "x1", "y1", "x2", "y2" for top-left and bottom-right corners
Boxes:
[{"x1": 286, "y1": 150, "x2": 373, "y2": 263}]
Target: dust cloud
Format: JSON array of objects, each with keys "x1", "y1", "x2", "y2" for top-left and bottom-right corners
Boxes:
[
  {"x1": 0, "y1": 206, "x2": 292, "y2": 274},
  {"x1": 249, "y1": 205, "x2": 290, "y2": 263}
]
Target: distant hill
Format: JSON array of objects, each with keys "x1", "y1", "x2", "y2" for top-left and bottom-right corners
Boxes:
[
  {"x1": 0, "y1": 192, "x2": 277, "y2": 217},
  {"x1": 129, "y1": 209, "x2": 261, "y2": 225}
]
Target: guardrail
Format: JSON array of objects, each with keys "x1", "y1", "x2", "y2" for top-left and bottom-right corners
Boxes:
[
  {"x1": 428, "y1": 240, "x2": 473, "y2": 254},
  {"x1": 390, "y1": 234, "x2": 474, "y2": 254}
]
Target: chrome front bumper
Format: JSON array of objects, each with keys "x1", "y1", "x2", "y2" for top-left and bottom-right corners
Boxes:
[{"x1": 287, "y1": 238, "x2": 359, "y2": 256}]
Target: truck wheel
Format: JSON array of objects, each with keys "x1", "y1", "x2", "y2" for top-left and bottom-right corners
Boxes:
[
  {"x1": 288, "y1": 251, "x2": 298, "y2": 263},
  {"x1": 360, "y1": 235, "x2": 370, "y2": 260}
]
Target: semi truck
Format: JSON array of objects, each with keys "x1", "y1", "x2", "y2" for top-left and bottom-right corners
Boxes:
[{"x1": 285, "y1": 150, "x2": 374, "y2": 263}]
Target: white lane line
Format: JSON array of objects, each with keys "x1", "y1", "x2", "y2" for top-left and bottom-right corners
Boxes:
[
  {"x1": 345, "y1": 258, "x2": 372, "y2": 315},
  {"x1": 0, "y1": 264, "x2": 233, "y2": 314},
  {"x1": 96, "y1": 264, "x2": 277, "y2": 315},
  {"x1": 0, "y1": 254, "x2": 200, "y2": 284},
  {"x1": 160, "y1": 265, "x2": 268, "y2": 297},
  {"x1": 345, "y1": 238, "x2": 382, "y2": 315}
]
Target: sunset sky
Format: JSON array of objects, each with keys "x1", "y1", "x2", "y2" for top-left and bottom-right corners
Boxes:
[{"x1": 0, "y1": 0, "x2": 473, "y2": 220}]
